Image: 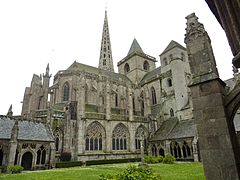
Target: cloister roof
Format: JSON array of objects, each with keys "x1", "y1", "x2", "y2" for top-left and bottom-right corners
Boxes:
[{"x1": 0, "y1": 116, "x2": 54, "y2": 142}]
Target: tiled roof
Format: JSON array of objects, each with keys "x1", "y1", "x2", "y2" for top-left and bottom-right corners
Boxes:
[
  {"x1": 139, "y1": 67, "x2": 161, "y2": 86},
  {"x1": 150, "y1": 118, "x2": 196, "y2": 141},
  {"x1": 127, "y1": 38, "x2": 144, "y2": 55},
  {"x1": 0, "y1": 116, "x2": 54, "y2": 142},
  {"x1": 67, "y1": 61, "x2": 131, "y2": 83}
]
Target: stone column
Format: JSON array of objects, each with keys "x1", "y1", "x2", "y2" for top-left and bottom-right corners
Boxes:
[
  {"x1": 76, "y1": 75, "x2": 86, "y2": 156},
  {"x1": 185, "y1": 13, "x2": 240, "y2": 179},
  {"x1": 7, "y1": 120, "x2": 19, "y2": 166},
  {"x1": 128, "y1": 122, "x2": 135, "y2": 153},
  {"x1": 192, "y1": 137, "x2": 199, "y2": 162},
  {"x1": 49, "y1": 142, "x2": 56, "y2": 168},
  {"x1": 63, "y1": 107, "x2": 71, "y2": 152},
  {"x1": 165, "y1": 140, "x2": 171, "y2": 155},
  {"x1": 106, "y1": 80, "x2": 111, "y2": 120},
  {"x1": 105, "y1": 121, "x2": 112, "y2": 152}
]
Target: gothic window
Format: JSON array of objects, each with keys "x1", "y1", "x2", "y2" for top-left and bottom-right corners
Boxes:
[
  {"x1": 135, "y1": 126, "x2": 147, "y2": 150},
  {"x1": 36, "y1": 145, "x2": 46, "y2": 165},
  {"x1": 112, "y1": 123, "x2": 129, "y2": 150},
  {"x1": 56, "y1": 136, "x2": 60, "y2": 151},
  {"x1": 143, "y1": 61, "x2": 149, "y2": 71},
  {"x1": 171, "y1": 141, "x2": 182, "y2": 158},
  {"x1": 140, "y1": 91, "x2": 144, "y2": 116},
  {"x1": 151, "y1": 87, "x2": 157, "y2": 105},
  {"x1": 115, "y1": 93, "x2": 118, "y2": 107},
  {"x1": 163, "y1": 57, "x2": 168, "y2": 66},
  {"x1": 63, "y1": 82, "x2": 70, "y2": 101},
  {"x1": 103, "y1": 59, "x2": 106, "y2": 65},
  {"x1": 169, "y1": 54, "x2": 173, "y2": 60},
  {"x1": 170, "y1": 108, "x2": 174, "y2": 117},
  {"x1": 108, "y1": 46, "x2": 110, "y2": 50},
  {"x1": 167, "y1": 78, "x2": 172, "y2": 87},
  {"x1": 85, "y1": 122, "x2": 105, "y2": 151},
  {"x1": 104, "y1": 54, "x2": 106, "y2": 58},
  {"x1": 124, "y1": 63, "x2": 130, "y2": 74},
  {"x1": 132, "y1": 96, "x2": 136, "y2": 115},
  {"x1": 108, "y1": 54, "x2": 110, "y2": 58},
  {"x1": 104, "y1": 48, "x2": 106, "y2": 52},
  {"x1": 182, "y1": 141, "x2": 192, "y2": 158}
]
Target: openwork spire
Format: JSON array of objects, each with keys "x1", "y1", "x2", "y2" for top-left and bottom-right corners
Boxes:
[{"x1": 98, "y1": 10, "x2": 114, "y2": 72}]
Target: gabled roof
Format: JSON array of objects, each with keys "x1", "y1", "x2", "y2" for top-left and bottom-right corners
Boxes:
[
  {"x1": 0, "y1": 116, "x2": 54, "y2": 141},
  {"x1": 127, "y1": 38, "x2": 144, "y2": 55},
  {"x1": 139, "y1": 67, "x2": 161, "y2": 86},
  {"x1": 160, "y1": 40, "x2": 186, "y2": 56},
  {"x1": 66, "y1": 61, "x2": 131, "y2": 83},
  {"x1": 150, "y1": 118, "x2": 196, "y2": 141}
]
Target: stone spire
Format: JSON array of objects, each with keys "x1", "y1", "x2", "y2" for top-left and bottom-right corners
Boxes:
[
  {"x1": 98, "y1": 10, "x2": 114, "y2": 72},
  {"x1": 7, "y1": 104, "x2": 13, "y2": 117},
  {"x1": 127, "y1": 38, "x2": 144, "y2": 55}
]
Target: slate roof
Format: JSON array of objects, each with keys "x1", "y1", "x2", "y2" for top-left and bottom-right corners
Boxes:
[
  {"x1": 0, "y1": 116, "x2": 54, "y2": 142},
  {"x1": 150, "y1": 117, "x2": 178, "y2": 141},
  {"x1": 160, "y1": 40, "x2": 186, "y2": 56},
  {"x1": 167, "y1": 120, "x2": 196, "y2": 140},
  {"x1": 139, "y1": 67, "x2": 161, "y2": 86},
  {"x1": 127, "y1": 38, "x2": 144, "y2": 55},
  {"x1": 150, "y1": 118, "x2": 196, "y2": 141},
  {"x1": 67, "y1": 61, "x2": 131, "y2": 83}
]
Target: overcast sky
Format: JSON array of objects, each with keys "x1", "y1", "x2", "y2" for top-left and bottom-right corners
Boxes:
[{"x1": 0, "y1": 0, "x2": 233, "y2": 115}]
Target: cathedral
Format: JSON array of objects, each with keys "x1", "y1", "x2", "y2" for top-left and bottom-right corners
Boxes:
[{"x1": 0, "y1": 10, "x2": 201, "y2": 170}]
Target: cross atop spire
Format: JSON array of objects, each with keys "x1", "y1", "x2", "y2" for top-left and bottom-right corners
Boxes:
[{"x1": 98, "y1": 10, "x2": 114, "y2": 72}]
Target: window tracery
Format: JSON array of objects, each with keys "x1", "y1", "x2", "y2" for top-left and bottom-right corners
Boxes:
[
  {"x1": 85, "y1": 122, "x2": 105, "y2": 151},
  {"x1": 112, "y1": 123, "x2": 129, "y2": 150}
]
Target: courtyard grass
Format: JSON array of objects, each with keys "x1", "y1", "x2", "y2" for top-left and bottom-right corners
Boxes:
[{"x1": 0, "y1": 162, "x2": 205, "y2": 180}]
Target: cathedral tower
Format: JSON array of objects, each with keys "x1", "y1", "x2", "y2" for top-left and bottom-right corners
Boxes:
[{"x1": 98, "y1": 10, "x2": 114, "y2": 72}]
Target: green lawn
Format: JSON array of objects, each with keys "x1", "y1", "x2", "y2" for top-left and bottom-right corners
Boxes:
[{"x1": 0, "y1": 162, "x2": 205, "y2": 180}]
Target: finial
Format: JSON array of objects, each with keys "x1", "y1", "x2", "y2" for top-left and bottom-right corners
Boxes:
[{"x1": 105, "y1": 1, "x2": 108, "y2": 12}]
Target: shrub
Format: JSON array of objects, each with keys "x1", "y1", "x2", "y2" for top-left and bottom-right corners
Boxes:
[
  {"x1": 144, "y1": 155, "x2": 161, "y2": 164},
  {"x1": 116, "y1": 165, "x2": 161, "y2": 180},
  {"x1": 86, "y1": 158, "x2": 141, "y2": 166},
  {"x1": 99, "y1": 165, "x2": 161, "y2": 180},
  {"x1": 56, "y1": 161, "x2": 82, "y2": 168},
  {"x1": 60, "y1": 152, "x2": 72, "y2": 162},
  {"x1": 156, "y1": 156, "x2": 164, "y2": 163},
  {"x1": 7, "y1": 165, "x2": 24, "y2": 174},
  {"x1": 163, "y1": 154, "x2": 175, "y2": 164}
]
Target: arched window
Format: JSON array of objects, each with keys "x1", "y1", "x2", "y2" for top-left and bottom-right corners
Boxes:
[
  {"x1": 169, "y1": 54, "x2": 173, "y2": 60},
  {"x1": 151, "y1": 87, "x2": 157, "y2": 105},
  {"x1": 170, "y1": 108, "x2": 174, "y2": 117},
  {"x1": 135, "y1": 126, "x2": 147, "y2": 150},
  {"x1": 171, "y1": 141, "x2": 182, "y2": 158},
  {"x1": 112, "y1": 123, "x2": 129, "y2": 150},
  {"x1": 36, "y1": 145, "x2": 46, "y2": 165},
  {"x1": 85, "y1": 122, "x2": 105, "y2": 151},
  {"x1": 115, "y1": 93, "x2": 118, "y2": 107},
  {"x1": 182, "y1": 141, "x2": 192, "y2": 158},
  {"x1": 124, "y1": 63, "x2": 130, "y2": 74},
  {"x1": 55, "y1": 137, "x2": 59, "y2": 152},
  {"x1": 132, "y1": 96, "x2": 136, "y2": 115},
  {"x1": 63, "y1": 82, "x2": 70, "y2": 101},
  {"x1": 143, "y1": 61, "x2": 149, "y2": 71},
  {"x1": 163, "y1": 57, "x2": 168, "y2": 66},
  {"x1": 167, "y1": 78, "x2": 172, "y2": 87},
  {"x1": 103, "y1": 59, "x2": 106, "y2": 65},
  {"x1": 140, "y1": 91, "x2": 144, "y2": 116}
]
